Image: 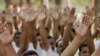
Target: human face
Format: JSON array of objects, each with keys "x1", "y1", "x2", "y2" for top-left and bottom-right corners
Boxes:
[
  {"x1": 14, "y1": 35, "x2": 20, "y2": 47},
  {"x1": 79, "y1": 47, "x2": 90, "y2": 56},
  {"x1": 48, "y1": 37, "x2": 55, "y2": 48}
]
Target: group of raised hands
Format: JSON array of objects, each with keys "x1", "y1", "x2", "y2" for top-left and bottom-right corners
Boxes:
[{"x1": 0, "y1": 3, "x2": 99, "y2": 56}]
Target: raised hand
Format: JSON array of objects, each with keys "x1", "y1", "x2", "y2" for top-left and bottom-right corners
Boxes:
[
  {"x1": 4, "y1": 5, "x2": 15, "y2": 23},
  {"x1": 19, "y1": 6, "x2": 38, "y2": 22},
  {"x1": 37, "y1": 12, "x2": 46, "y2": 21},
  {"x1": 68, "y1": 8, "x2": 76, "y2": 23},
  {"x1": 37, "y1": 5, "x2": 48, "y2": 21},
  {"x1": 0, "y1": 22, "x2": 14, "y2": 45},
  {"x1": 61, "y1": 7, "x2": 76, "y2": 24},
  {"x1": 0, "y1": 10, "x2": 4, "y2": 20},
  {"x1": 51, "y1": 8, "x2": 60, "y2": 20},
  {"x1": 52, "y1": 10, "x2": 59, "y2": 19},
  {"x1": 74, "y1": 12, "x2": 94, "y2": 37},
  {"x1": 0, "y1": 31, "x2": 14, "y2": 45}
]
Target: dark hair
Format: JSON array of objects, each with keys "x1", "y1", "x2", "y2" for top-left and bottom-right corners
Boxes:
[
  {"x1": 14, "y1": 31, "x2": 21, "y2": 38},
  {"x1": 15, "y1": 31, "x2": 21, "y2": 35},
  {"x1": 58, "y1": 25, "x2": 61, "y2": 31},
  {"x1": 72, "y1": 28, "x2": 75, "y2": 34},
  {"x1": 36, "y1": 32, "x2": 40, "y2": 36},
  {"x1": 45, "y1": 27, "x2": 49, "y2": 33},
  {"x1": 47, "y1": 35, "x2": 52, "y2": 39},
  {"x1": 22, "y1": 50, "x2": 38, "y2": 56},
  {"x1": 79, "y1": 42, "x2": 88, "y2": 52}
]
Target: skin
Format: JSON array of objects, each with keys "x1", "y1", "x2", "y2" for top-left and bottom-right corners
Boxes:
[
  {"x1": 14, "y1": 35, "x2": 21, "y2": 47},
  {"x1": 91, "y1": 28, "x2": 100, "y2": 56},
  {"x1": 18, "y1": 4, "x2": 38, "y2": 56},
  {"x1": 0, "y1": 42, "x2": 6, "y2": 56},
  {"x1": 51, "y1": 8, "x2": 60, "y2": 41},
  {"x1": 61, "y1": 11, "x2": 94, "y2": 56},
  {"x1": 48, "y1": 37, "x2": 55, "y2": 51},
  {"x1": 79, "y1": 47, "x2": 90, "y2": 56},
  {"x1": 62, "y1": 7, "x2": 76, "y2": 51},
  {"x1": 0, "y1": 22, "x2": 18, "y2": 56},
  {"x1": 0, "y1": 2, "x2": 96, "y2": 56},
  {"x1": 83, "y1": 8, "x2": 96, "y2": 54},
  {"x1": 18, "y1": 19, "x2": 37, "y2": 56},
  {"x1": 38, "y1": 21, "x2": 50, "y2": 51},
  {"x1": 52, "y1": 19, "x2": 59, "y2": 40},
  {"x1": 91, "y1": 47, "x2": 100, "y2": 56},
  {"x1": 61, "y1": 34, "x2": 83, "y2": 56}
]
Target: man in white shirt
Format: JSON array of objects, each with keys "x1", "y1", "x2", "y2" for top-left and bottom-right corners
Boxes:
[{"x1": 12, "y1": 31, "x2": 21, "y2": 53}]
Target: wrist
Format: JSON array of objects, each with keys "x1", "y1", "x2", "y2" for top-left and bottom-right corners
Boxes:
[
  {"x1": 4, "y1": 44, "x2": 11, "y2": 50},
  {"x1": 66, "y1": 22, "x2": 73, "y2": 27},
  {"x1": 65, "y1": 23, "x2": 73, "y2": 30},
  {"x1": 76, "y1": 33, "x2": 82, "y2": 38}
]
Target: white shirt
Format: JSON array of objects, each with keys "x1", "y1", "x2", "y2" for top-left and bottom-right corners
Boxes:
[
  {"x1": 94, "y1": 39, "x2": 100, "y2": 49},
  {"x1": 27, "y1": 42, "x2": 35, "y2": 51},
  {"x1": 27, "y1": 42, "x2": 59, "y2": 56},
  {"x1": 44, "y1": 46, "x2": 59, "y2": 56},
  {"x1": 74, "y1": 49, "x2": 79, "y2": 56},
  {"x1": 12, "y1": 41, "x2": 19, "y2": 53},
  {"x1": 27, "y1": 42, "x2": 45, "y2": 56}
]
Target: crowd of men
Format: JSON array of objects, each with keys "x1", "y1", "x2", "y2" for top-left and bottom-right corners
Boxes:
[{"x1": 0, "y1": 1, "x2": 100, "y2": 56}]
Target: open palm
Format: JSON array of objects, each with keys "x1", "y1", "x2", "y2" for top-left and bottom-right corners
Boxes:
[{"x1": 0, "y1": 22, "x2": 14, "y2": 45}]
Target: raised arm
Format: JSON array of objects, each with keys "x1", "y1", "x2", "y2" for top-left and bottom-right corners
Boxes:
[
  {"x1": 38, "y1": 21, "x2": 50, "y2": 51},
  {"x1": 62, "y1": 7, "x2": 76, "y2": 51},
  {"x1": 61, "y1": 12, "x2": 94, "y2": 56},
  {"x1": 91, "y1": 47, "x2": 100, "y2": 56},
  {"x1": 0, "y1": 23, "x2": 18, "y2": 56},
  {"x1": 0, "y1": 42, "x2": 6, "y2": 56},
  {"x1": 17, "y1": 21, "x2": 28, "y2": 56}
]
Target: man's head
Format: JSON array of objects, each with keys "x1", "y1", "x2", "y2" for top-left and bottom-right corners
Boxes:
[
  {"x1": 22, "y1": 50, "x2": 38, "y2": 56},
  {"x1": 14, "y1": 31, "x2": 21, "y2": 47},
  {"x1": 79, "y1": 42, "x2": 90, "y2": 56},
  {"x1": 47, "y1": 35, "x2": 55, "y2": 50}
]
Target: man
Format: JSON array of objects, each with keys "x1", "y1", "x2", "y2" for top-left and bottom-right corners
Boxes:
[
  {"x1": 12, "y1": 31, "x2": 21, "y2": 53},
  {"x1": 61, "y1": 7, "x2": 94, "y2": 56},
  {"x1": 79, "y1": 42, "x2": 90, "y2": 56}
]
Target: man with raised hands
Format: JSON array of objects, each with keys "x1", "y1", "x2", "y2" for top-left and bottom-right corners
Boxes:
[{"x1": 61, "y1": 8, "x2": 94, "y2": 56}]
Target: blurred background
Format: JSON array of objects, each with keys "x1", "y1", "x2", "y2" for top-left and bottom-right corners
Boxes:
[{"x1": 0, "y1": 0, "x2": 94, "y2": 9}]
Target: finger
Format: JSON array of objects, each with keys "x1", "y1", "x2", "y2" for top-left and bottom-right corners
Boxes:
[
  {"x1": 82, "y1": 17, "x2": 85, "y2": 24},
  {"x1": 70, "y1": 8, "x2": 75, "y2": 15},
  {"x1": 82, "y1": 15, "x2": 87, "y2": 24},
  {"x1": 2, "y1": 22, "x2": 7, "y2": 27}
]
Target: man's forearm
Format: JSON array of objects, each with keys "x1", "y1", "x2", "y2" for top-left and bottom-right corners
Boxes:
[
  {"x1": 53, "y1": 19, "x2": 59, "y2": 40},
  {"x1": 62, "y1": 24, "x2": 72, "y2": 51},
  {"x1": 38, "y1": 22, "x2": 49, "y2": 51},
  {"x1": 85, "y1": 36, "x2": 95, "y2": 54},
  {"x1": 92, "y1": 30, "x2": 99, "y2": 39},
  {"x1": 0, "y1": 43, "x2": 6, "y2": 56},
  {"x1": 91, "y1": 47, "x2": 100, "y2": 56},
  {"x1": 18, "y1": 32, "x2": 28, "y2": 56},
  {"x1": 4, "y1": 44, "x2": 18, "y2": 56},
  {"x1": 61, "y1": 34, "x2": 83, "y2": 56}
]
